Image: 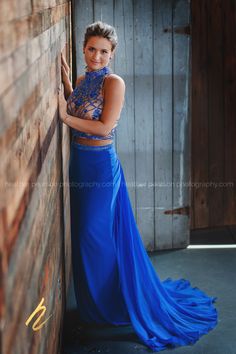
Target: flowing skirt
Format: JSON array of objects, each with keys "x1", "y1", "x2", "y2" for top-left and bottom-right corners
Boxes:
[{"x1": 69, "y1": 140, "x2": 218, "y2": 352}]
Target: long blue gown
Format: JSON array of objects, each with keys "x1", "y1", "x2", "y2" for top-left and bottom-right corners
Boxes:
[{"x1": 68, "y1": 65, "x2": 218, "y2": 352}]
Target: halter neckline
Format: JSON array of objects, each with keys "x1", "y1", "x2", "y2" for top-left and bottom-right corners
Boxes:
[{"x1": 85, "y1": 65, "x2": 111, "y2": 80}]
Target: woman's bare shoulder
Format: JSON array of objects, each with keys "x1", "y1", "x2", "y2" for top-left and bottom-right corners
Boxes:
[{"x1": 104, "y1": 73, "x2": 125, "y2": 89}]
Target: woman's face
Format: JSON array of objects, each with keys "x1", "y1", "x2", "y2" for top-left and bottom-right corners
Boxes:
[{"x1": 83, "y1": 36, "x2": 113, "y2": 71}]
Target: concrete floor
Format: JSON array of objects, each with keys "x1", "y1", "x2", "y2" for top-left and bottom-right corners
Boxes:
[{"x1": 62, "y1": 229, "x2": 236, "y2": 354}]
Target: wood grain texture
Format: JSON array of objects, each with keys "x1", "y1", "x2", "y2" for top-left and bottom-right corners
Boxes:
[
  {"x1": 114, "y1": 0, "x2": 136, "y2": 209},
  {"x1": 0, "y1": 1, "x2": 72, "y2": 353},
  {"x1": 191, "y1": 0, "x2": 236, "y2": 229},
  {"x1": 191, "y1": 0, "x2": 209, "y2": 228},
  {"x1": 154, "y1": 0, "x2": 174, "y2": 249},
  {"x1": 134, "y1": 0, "x2": 155, "y2": 250},
  {"x1": 172, "y1": 0, "x2": 190, "y2": 248},
  {"x1": 222, "y1": 0, "x2": 236, "y2": 225},
  {"x1": 207, "y1": 0, "x2": 224, "y2": 227}
]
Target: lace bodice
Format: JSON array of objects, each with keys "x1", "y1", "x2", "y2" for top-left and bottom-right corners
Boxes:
[{"x1": 66, "y1": 65, "x2": 118, "y2": 140}]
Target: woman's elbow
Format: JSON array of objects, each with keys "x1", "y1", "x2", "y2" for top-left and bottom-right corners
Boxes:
[
  {"x1": 101, "y1": 128, "x2": 111, "y2": 137},
  {"x1": 99, "y1": 123, "x2": 114, "y2": 137},
  {"x1": 103, "y1": 124, "x2": 118, "y2": 137}
]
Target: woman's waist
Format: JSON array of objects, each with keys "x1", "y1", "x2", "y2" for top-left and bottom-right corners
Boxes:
[{"x1": 72, "y1": 135, "x2": 113, "y2": 146}]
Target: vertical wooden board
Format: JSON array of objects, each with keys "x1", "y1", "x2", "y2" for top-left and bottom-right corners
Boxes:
[
  {"x1": 172, "y1": 0, "x2": 190, "y2": 248},
  {"x1": 94, "y1": 0, "x2": 114, "y2": 24},
  {"x1": 207, "y1": 0, "x2": 224, "y2": 227},
  {"x1": 191, "y1": 0, "x2": 209, "y2": 229},
  {"x1": 74, "y1": 0, "x2": 93, "y2": 76},
  {"x1": 153, "y1": 0, "x2": 173, "y2": 249},
  {"x1": 222, "y1": 0, "x2": 236, "y2": 225},
  {"x1": 133, "y1": 0, "x2": 154, "y2": 250},
  {"x1": 114, "y1": 0, "x2": 136, "y2": 207},
  {"x1": 191, "y1": 0, "x2": 236, "y2": 229},
  {"x1": 93, "y1": 0, "x2": 114, "y2": 85},
  {"x1": 45, "y1": 192, "x2": 65, "y2": 354},
  {"x1": 61, "y1": 125, "x2": 71, "y2": 292}
]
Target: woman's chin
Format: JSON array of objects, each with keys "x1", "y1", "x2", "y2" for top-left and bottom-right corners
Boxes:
[{"x1": 87, "y1": 61, "x2": 106, "y2": 71}]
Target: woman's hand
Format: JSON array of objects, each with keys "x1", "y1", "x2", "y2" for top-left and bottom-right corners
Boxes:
[
  {"x1": 61, "y1": 53, "x2": 73, "y2": 99},
  {"x1": 61, "y1": 53, "x2": 71, "y2": 85},
  {"x1": 61, "y1": 52, "x2": 70, "y2": 74},
  {"x1": 58, "y1": 89, "x2": 69, "y2": 124}
]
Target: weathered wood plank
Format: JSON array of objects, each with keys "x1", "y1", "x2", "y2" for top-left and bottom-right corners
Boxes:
[
  {"x1": 114, "y1": 0, "x2": 136, "y2": 208},
  {"x1": 74, "y1": 0, "x2": 93, "y2": 77},
  {"x1": 191, "y1": 0, "x2": 236, "y2": 229},
  {"x1": 191, "y1": 0, "x2": 209, "y2": 228},
  {"x1": 0, "y1": 24, "x2": 65, "y2": 138},
  {"x1": 154, "y1": 0, "x2": 173, "y2": 249},
  {"x1": 94, "y1": 0, "x2": 114, "y2": 24},
  {"x1": 222, "y1": 0, "x2": 236, "y2": 225},
  {"x1": 172, "y1": 0, "x2": 190, "y2": 248},
  {"x1": 0, "y1": 60, "x2": 54, "y2": 168},
  {"x1": 1, "y1": 86, "x2": 58, "y2": 234},
  {"x1": 4, "y1": 128, "x2": 64, "y2": 354},
  {"x1": 0, "y1": 3, "x2": 69, "y2": 60},
  {"x1": 207, "y1": 0, "x2": 224, "y2": 227},
  {"x1": 0, "y1": 0, "x2": 30, "y2": 24},
  {"x1": 133, "y1": 0, "x2": 154, "y2": 250}
]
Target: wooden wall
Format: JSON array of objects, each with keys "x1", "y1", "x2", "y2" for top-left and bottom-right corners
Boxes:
[
  {"x1": 73, "y1": 0, "x2": 191, "y2": 251},
  {"x1": 0, "y1": 1, "x2": 72, "y2": 353},
  {"x1": 191, "y1": 0, "x2": 236, "y2": 229}
]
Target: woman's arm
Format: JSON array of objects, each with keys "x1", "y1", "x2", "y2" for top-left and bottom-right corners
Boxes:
[
  {"x1": 58, "y1": 74, "x2": 125, "y2": 137},
  {"x1": 61, "y1": 52, "x2": 85, "y2": 99}
]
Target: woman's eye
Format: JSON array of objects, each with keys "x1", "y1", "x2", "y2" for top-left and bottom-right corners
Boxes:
[{"x1": 87, "y1": 48, "x2": 107, "y2": 54}]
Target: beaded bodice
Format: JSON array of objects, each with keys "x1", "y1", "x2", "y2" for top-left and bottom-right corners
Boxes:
[{"x1": 66, "y1": 65, "x2": 118, "y2": 140}]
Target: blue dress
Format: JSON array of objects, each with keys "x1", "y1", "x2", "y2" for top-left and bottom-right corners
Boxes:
[{"x1": 67, "y1": 65, "x2": 218, "y2": 352}]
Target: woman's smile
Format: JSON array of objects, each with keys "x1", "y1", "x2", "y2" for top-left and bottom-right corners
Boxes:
[{"x1": 83, "y1": 36, "x2": 113, "y2": 71}]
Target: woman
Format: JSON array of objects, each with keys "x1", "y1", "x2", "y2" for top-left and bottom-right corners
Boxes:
[{"x1": 58, "y1": 21, "x2": 218, "y2": 352}]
